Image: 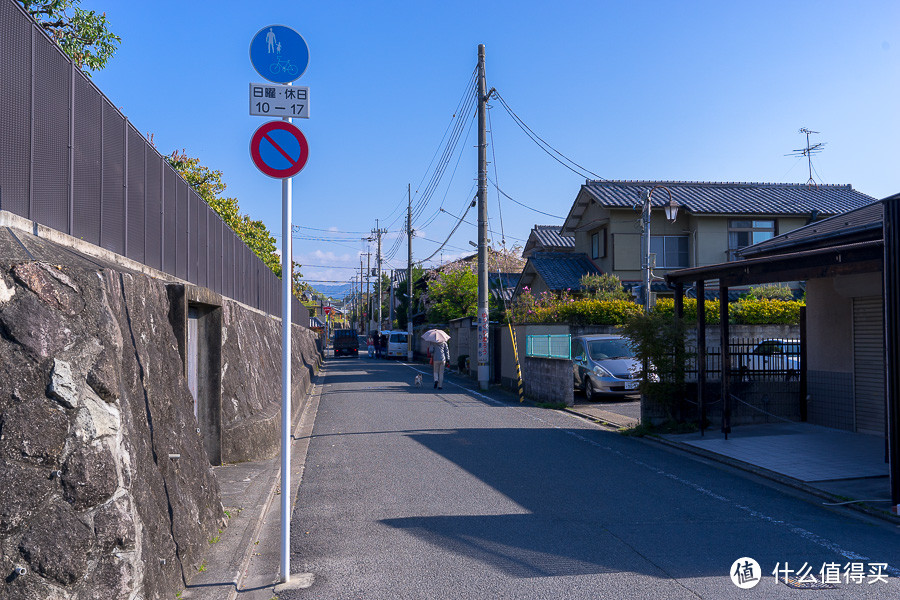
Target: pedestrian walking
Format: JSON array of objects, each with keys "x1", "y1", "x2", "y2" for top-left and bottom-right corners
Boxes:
[
  {"x1": 421, "y1": 329, "x2": 451, "y2": 389},
  {"x1": 432, "y1": 339, "x2": 449, "y2": 389},
  {"x1": 372, "y1": 333, "x2": 381, "y2": 358}
]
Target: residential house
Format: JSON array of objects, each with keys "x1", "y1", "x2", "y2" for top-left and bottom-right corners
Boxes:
[
  {"x1": 665, "y1": 193, "x2": 899, "y2": 509},
  {"x1": 558, "y1": 180, "x2": 876, "y2": 296},
  {"x1": 513, "y1": 252, "x2": 601, "y2": 297},
  {"x1": 522, "y1": 225, "x2": 576, "y2": 259}
]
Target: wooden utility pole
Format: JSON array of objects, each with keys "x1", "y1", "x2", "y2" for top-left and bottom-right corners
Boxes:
[
  {"x1": 407, "y1": 183, "x2": 414, "y2": 361},
  {"x1": 476, "y1": 43, "x2": 489, "y2": 390}
]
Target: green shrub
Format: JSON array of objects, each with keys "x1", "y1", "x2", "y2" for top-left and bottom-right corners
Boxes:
[
  {"x1": 654, "y1": 298, "x2": 721, "y2": 324},
  {"x1": 655, "y1": 297, "x2": 802, "y2": 325},
  {"x1": 731, "y1": 299, "x2": 803, "y2": 325},
  {"x1": 743, "y1": 283, "x2": 795, "y2": 301}
]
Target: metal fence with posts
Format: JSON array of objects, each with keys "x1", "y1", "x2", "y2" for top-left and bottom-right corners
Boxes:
[{"x1": 0, "y1": 0, "x2": 307, "y2": 326}]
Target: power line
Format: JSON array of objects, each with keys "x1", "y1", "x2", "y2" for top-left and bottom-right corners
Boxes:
[
  {"x1": 493, "y1": 90, "x2": 605, "y2": 181},
  {"x1": 440, "y1": 207, "x2": 526, "y2": 243},
  {"x1": 488, "y1": 178, "x2": 565, "y2": 220}
]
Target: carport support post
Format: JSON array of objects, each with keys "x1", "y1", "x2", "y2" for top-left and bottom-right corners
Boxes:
[
  {"x1": 883, "y1": 194, "x2": 900, "y2": 511},
  {"x1": 720, "y1": 283, "x2": 731, "y2": 439},
  {"x1": 696, "y1": 280, "x2": 706, "y2": 436},
  {"x1": 674, "y1": 283, "x2": 686, "y2": 420}
]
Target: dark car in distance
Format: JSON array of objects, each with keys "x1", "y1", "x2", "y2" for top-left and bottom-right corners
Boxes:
[{"x1": 333, "y1": 329, "x2": 359, "y2": 357}]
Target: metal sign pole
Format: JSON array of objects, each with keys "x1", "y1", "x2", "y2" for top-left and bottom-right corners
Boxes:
[{"x1": 280, "y1": 113, "x2": 292, "y2": 583}]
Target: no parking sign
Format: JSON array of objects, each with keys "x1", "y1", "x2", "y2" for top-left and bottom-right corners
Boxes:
[{"x1": 249, "y1": 120, "x2": 309, "y2": 179}]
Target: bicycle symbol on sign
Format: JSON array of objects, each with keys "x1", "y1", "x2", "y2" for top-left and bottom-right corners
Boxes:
[{"x1": 269, "y1": 56, "x2": 299, "y2": 77}]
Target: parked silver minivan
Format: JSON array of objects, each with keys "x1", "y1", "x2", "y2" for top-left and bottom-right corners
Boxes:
[{"x1": 572, "y1": 334, "x2": 641, "y2": 400}]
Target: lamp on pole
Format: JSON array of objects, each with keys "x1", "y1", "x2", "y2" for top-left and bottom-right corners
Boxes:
[{"x1": 637, "y1": 185, "x2": 680, "y2": 313}]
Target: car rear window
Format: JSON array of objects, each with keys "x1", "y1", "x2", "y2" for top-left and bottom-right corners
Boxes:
[
  {"x1": 390, "y1": 333, "x2": 407, "y2": 343},
  {"x1": 587, "y1": 339, "x2": 634, "y2": 360}
]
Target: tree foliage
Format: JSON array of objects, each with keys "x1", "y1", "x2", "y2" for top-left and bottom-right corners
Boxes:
[
  {"x1": 619, "y1": 310, "x2": 690, "y2": 422},
  {"x1": 165, "y1": 150, "x2": 297, "y2": 286},
  {"x1": 742, "y1": 283, "x2": 795, "y2": 301},
  {"x1": 20, "y1": 0, "x2": 121, "y2": 73},
  {"x1": 426, "y1": 263, "x2": 478, "y2": 323},
  {"x1": 579, "y1": 273, "x2": 631, "y2": 301}
]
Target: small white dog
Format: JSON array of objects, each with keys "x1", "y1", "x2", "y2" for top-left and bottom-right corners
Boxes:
[{"x1": 414, "y1": 374, "x2": 423, "y2": 387}]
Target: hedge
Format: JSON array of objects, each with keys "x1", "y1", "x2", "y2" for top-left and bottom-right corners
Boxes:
[{"x1": 511, "y1": 297, "x2": 803, "y2": 326}]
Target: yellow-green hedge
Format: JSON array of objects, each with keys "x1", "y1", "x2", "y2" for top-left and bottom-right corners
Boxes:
[{"x1": 512, "y1": 297, "x2": 803, "y2": 325}]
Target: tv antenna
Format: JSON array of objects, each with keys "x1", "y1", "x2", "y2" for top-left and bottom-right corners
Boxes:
[{"x1": 786, "y1": 128, "x2": 826, "y2": 187}]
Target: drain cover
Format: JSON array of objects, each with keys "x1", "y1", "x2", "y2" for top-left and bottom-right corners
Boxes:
[{"x1": 782, "y1": 575, "x2": 836, "y2": 590}]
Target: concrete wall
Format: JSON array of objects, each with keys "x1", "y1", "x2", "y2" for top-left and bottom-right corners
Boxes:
[
  {"x1": 804, "y1": 272, "x2": 882, "y2": 431},
  {"x1": 522, "y1": 356, "x2": 574, "y2": 406}
]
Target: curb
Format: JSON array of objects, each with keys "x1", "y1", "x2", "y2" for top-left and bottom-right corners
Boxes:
[{"x1": 641, "y1": 433, "x2": 900, "y2": 525}]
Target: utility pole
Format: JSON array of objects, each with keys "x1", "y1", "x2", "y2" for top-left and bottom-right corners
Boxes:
[
  {"x1": 407, "y1": 183, "x2": 414, "y2": 361},
  {"x1": 365, "y1": 251, "x2": 371, "y2": 330},
  {"x1": 389, "y1": 269, "x2": 395, "y2": 328},
  {"x1": 476, "y1": 43, "x2": 490, "y2": 390},
  {"x1": 372, "y1": 221, "x2": 387, "y2": 331}
]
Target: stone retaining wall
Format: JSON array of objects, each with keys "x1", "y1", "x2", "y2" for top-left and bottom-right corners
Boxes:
[{"x1": 0, "y1": 250, "x2": 320, "y2": 599}]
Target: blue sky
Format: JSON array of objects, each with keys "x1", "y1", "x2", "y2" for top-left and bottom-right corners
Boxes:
[{"x1": 83, "y1": 0, "x2": 899, "y2": 293}]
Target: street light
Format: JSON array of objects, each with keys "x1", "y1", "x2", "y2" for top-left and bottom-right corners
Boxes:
[{"x1": 637, "y1": 185, "x2": 680, "y2": 313}]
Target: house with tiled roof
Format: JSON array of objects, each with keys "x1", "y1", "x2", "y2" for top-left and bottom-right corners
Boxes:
[
  {"x1": 522, "y1": 225, "x2": 576, "y2": 259},
  {"x1": 558, "y1": 180, "x2": 876, "y2": 295},
  {"x1": 513, "y1": 252, "x2": 601, "y2": 297}
]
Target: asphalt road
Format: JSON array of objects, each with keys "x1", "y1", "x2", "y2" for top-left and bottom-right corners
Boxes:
[{"x1": 280, "y1": 357, "x2": 899, "y2": 599}]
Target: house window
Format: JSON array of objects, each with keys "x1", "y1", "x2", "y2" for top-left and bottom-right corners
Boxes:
[
  {"x1": 728, "y1": 219, "x2": 776, "y2": 260},
  {"x1": 591, "y1": 229, "x2": 607, "y2": 259},
  {"x1": 649, "y1": 236, "x2": 689, "y2": 269}
]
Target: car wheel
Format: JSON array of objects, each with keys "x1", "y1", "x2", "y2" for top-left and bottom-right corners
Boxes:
[{"x1": 583, "y1": 377, "x2": 597, "y2": 401}]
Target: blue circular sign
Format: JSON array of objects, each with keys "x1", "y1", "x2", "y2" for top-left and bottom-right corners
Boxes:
[{"x1": 249, "y1": 25, "x2": 309, "y2": 84}]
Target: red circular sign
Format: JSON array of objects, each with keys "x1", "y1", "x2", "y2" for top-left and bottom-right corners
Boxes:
[{"x1": 249, "y1": 120, "x2": 309, "y2": 178}]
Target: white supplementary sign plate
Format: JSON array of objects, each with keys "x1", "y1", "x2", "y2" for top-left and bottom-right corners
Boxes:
[{"x1": 249, "y1": 83, "x2": 309, "y2": 118}]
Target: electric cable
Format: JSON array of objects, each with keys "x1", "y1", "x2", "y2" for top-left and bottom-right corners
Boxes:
[
  {"x1": 488, "y1": 178, "x2": 565, "y2": 220},
  {"x1": 493, "y1": 90, "x2": 605, "y2": 181}
]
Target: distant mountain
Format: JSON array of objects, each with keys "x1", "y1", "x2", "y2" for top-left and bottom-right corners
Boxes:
[{"x1": 312, "y1": 283, "x2": 352, "y2": 299}]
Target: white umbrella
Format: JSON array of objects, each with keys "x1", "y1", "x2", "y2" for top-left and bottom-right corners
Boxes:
[{"x1": 421, "y1": 329, "x2": 450, "y2": 344}]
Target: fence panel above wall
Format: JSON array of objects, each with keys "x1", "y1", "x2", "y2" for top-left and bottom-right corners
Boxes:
[
  {"x1": 0, "y1": 3, "x2": 31, "y2": 218},
  {"x1": 126, "y1": 124, "x2": 146, "y2": 263},
  {"x1": 32, "y1": 39, "x2": 70, "y2": 231},
  {"x1": 0, "y1": 0, "x2": 307, "y2": 326}
]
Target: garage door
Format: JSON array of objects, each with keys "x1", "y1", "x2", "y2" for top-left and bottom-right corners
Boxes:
[{"x1": 853, "y1": 296, "x2": 885, "y2": 435}]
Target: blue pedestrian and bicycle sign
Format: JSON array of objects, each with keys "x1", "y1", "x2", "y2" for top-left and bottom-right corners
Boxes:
[
  {"x1": 249, "y1": 25, "x2": 309, "y2": 84},
  {"x1": 249, "y1": 120, "x2": 310, "y2": 179}
]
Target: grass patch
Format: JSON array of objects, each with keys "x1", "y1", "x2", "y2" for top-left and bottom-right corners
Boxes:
[
  {"x1": 197, "y1": 561, "x2": 207, "y2": 573},
  {"x1": 536, "y1": 402, "x2": 568, "y2": 410}
]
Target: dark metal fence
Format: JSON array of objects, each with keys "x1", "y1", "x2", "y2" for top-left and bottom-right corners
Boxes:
[
  {"x1": 0, "y1": 0, "x2": 307, "y2": 326},
  {"x1": 643, "y1": 336, "x2": 804, "y2": 427}
]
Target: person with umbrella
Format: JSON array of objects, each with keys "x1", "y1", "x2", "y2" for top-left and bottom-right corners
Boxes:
[{"x1": 421, "y1": 329, "x2": 450, "y2": 389}]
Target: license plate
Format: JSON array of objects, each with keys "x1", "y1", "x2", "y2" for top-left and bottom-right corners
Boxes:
[{"x1": 625, "y1": 380, "x2": 639, "y2": 390}]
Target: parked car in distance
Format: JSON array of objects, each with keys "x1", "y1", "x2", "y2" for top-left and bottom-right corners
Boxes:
[
  {"x1": 385, "y1": 331, "x2": 409, "y2": 359},
  {"x1": 572, "y1": 334, "x2": 641, "y2": 400},
  {"x1": 736, "y1": 339, "x2": 800, "y2": 380},
  {"x1": 333, "y1": 329, "x2": 359, "y2": 357}
]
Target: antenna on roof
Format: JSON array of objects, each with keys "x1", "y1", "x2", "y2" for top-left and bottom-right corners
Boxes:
[{"x1": 786, "y1": 128, "x2": 826, "y2": 188}]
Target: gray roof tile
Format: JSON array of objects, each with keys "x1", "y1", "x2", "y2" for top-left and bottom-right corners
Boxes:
[
  {"x1": 528, "y1": 252, "x2": 600, "y2": 291},
  {"x1": 582, "y1": 180, "x2": 875, "y2": 216}
]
